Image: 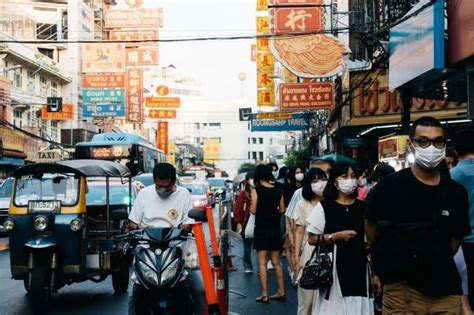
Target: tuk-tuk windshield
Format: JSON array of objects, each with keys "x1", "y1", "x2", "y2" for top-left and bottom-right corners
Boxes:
[{"x1": 14, "y1": 174, "x2": 79, "y2": 207}]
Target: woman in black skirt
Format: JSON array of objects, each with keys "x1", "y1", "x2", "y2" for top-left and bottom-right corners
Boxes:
[{"x1": 251, "y1": 164, "x2": 286, "y2": 303}]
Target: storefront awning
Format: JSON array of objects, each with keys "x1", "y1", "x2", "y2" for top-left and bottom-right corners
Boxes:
[{"x1": 0, "y1": 156, "x2": 25, "y2": 166}]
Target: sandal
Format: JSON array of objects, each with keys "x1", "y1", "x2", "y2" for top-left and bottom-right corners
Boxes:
[
  {"x1": 255, "y1": 295, "x2": 269, "y2": 303},
  {"x1": 269, "y1": 293, "x2": 287, "y2": 302}
]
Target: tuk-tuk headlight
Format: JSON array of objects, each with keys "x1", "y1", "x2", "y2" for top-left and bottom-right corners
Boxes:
[
  {"x1": 70, "y1": 218, "x2": 85, "y2": 232},
  {"x1": 33, "y1": 216, "x2": 48, "y2": 231},
  {"x1": 3, "y1": 219, "x2": 14, "y2": 231}
]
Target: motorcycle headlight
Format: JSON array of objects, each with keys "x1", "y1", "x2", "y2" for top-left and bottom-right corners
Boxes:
[
  {"x1": 33, "y1": 216, "x2": 48, "y2": 231},
  {"x1": 70, "y1": 218, "x2": 85, "y2": 231},
  {"x1": 3, "y1": 219, "x2": 14, "y2": 231},
  {"x1": 161, "y1": 259, "x2": 179, "y2": 284},
  {"x1": 138, "y1": 261, "x2": 159, "y2": 287}
]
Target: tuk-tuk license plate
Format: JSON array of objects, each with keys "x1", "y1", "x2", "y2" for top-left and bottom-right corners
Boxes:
[{"x1": 28, "y1": 201, "x2": 61, "y2": 212}]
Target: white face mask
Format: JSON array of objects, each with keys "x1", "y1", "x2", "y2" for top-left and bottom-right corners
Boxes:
[
  {"x1": 311, "y1": 181, "x2": 327, "y2": 196},
  {"x1": 272, "y1": 171, "x2": 278, "y2": 178},
  {"x1": 414, "y1": 145, "x2": 446, "y2": 169},
  {"x1": 337, "y1": 179, "x2": 358, "y2": 195},
  {"x1": 295, "y1": 173, "x2": 304, "y2": 182},
  {"x1": 248, "y1": 179, "x2": 254, "y2": 187}
]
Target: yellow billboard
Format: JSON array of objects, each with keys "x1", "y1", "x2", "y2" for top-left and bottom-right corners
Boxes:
[
  {"x1": 203, "y1": 138, "x2": 220, "y2": 163},
  {"x1": 168, "y1": 141, "x2": 176, "y2": 165}
]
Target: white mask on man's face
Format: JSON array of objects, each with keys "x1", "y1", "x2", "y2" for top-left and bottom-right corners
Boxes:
[
  {"x1": 295, "y1": 173, "x2": 304, "y2": 182},
  {"x1": 414, "y1": 145, "x2": 446, "y2": 169},
  {"x1": 336, "y1": 179, "x2": 358, "y2": 195},
  {"x1": 311, "y1": 181, "x2": 327, "y2": 196}
]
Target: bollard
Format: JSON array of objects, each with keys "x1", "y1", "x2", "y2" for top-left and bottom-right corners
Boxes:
[
  {"x1": 192, "y1": 222, "x2": 220, "y2": 315},
  {"x1": 206, "y1": 206, "x2": 221, "y2": 267}
]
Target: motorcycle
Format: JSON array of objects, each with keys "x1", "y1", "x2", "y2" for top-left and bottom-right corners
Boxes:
[{"x1": 118, "y1": 227, "x2": 196, "y2": 315}]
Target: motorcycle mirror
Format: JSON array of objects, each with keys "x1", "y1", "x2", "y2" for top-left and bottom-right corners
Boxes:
[{"x1": 188, "y1": 209, "x2": 207, "y2": 222}]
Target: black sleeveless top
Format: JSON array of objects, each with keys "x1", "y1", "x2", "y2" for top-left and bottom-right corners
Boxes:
[
  {"x1": 322, "y1": 199, "x2": 368, "y2": 297},
  {"x1": 254, "y1": 185, "x2": 283, "y2": 230}
]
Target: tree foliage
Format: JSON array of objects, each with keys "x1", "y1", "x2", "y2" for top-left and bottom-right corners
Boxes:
[
  {"x1": 238, "y1": 162, "x2": 256, "y2": 173},
  {"x1": 284, "y1": 141, "x2": 311, "y2": 169}
]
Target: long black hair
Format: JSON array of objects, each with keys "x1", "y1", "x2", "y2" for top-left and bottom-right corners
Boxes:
[
  {"x1": 302, "y1": 168, "x2": 327, "y2": 201},
  {"x1": 323, "y1": 161, "x2": 357, "y2": 201},
  {"x1": 254, "y1": 164, "x2": 273, "y2": 185}
]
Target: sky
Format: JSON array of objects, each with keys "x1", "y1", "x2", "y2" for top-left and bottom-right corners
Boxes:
[{"x1": 116, "y1": 0, "x2": 257, "y2": 104}]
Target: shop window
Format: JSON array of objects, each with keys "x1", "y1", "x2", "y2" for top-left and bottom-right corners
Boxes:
[{"x1": 13, "y1": 69, "x2": 22, "y2": 88}]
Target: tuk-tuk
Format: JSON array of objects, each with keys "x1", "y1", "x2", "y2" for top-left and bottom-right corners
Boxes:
[{"x1": 3, "y1": 160, "x2": 132, "y2": 311}]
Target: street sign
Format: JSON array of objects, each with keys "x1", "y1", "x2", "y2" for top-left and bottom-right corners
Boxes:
[
  {"x1": 83, "y1": 89, "x2": 125, "y2": 104},
  {"x1": 82, "y1": 74, "x2": 125, "y2": 88},
  {"x1": 145, "y1": 97, "x2": 181, "y2": 108},
  {"x1": 239, "y1": 108, "x2": 252, "y2": 121},
  {"x1": 83, "y1": 104, "x2": 125, "y2": 117},
  {"x1": 149, "y1": 109, "x2": 177, "y2": 119},
  {"x1": 42, "y1": 104, "x2": 73, "y2": 120},
  {"x1": 254, "y1": 112, "x2": 293, "y2": 120},
  {"x1": 47, "y1": 97, "x2": 62, "y2": 112},
  {"x1": 250, "y1": 113, "x2": 308, "y2": 131},
  {"x1": 280, "y1": 82, "x2": 334, "y2": 111}
]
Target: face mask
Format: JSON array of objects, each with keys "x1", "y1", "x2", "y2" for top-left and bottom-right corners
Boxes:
[
  {"x1": 337, "y1": 179, "x2": 358, "y2": 195},
  {"x1": 272, "y1": 171, "x2": 278, "y2": 178},
  {"x1": 156, "y1": 186, "x2": 173, "y2": 198},
  {"x1": 295, "y1": 173, "x2": 304, "y2": 182},
  {"x1": 311, "y1": 181, "x2": 327, "y2": 196},
  {"x1": 414, "y1": 145, "x2": 446, "y2": 169},
  {"x1": 248, "y1": 179, "x2": 254, "y2": 187}
]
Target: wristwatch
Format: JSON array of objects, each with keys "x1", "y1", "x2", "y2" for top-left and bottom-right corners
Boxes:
[{"x1": 328, "y1": 234, "x2": 333, "y2": 243}]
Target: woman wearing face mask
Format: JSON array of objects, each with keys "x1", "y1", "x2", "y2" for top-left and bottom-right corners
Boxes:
[
  {"x1": 292, "y1": 168, "x2": 328, "y2": 315},
  {"x1": 306, "y1": 162, "x2": 373, "y2": 315},
  {"x1": 234, "y1": 172, "x2": 255, "y2": 273}
]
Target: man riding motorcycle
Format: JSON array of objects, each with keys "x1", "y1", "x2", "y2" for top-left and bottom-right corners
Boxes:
[{"x1": 128, "y1": 163, "x2": 206, "y2": 315}]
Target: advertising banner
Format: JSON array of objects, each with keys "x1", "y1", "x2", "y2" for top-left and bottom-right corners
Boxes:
[
  {"x1": 269, "y1": 0, "x2": 323, "y2": 5},
  {"x1": 83, "y1": 104, "x2": 125, "y2": 117},
  {"x1": 257, "y1": 52, "x2": 275, "y2": 70},
  {"x1": 389, "y1": 0, "x2": 444, "y2": 90},
  {"x1": 168, "y1": 141, "x2": 176, "y2": 165},
  {"x1": 257, "y1": 71, "x2": 275, "y2": 88},
  {"x1": 378, "y1": 135, "x2": 409, "y2": 161},
  {"x1": 145, "y1": 97, "x2": 180, "y2": 108},
  {"x1": 78, "y1": 1, "x2": 94, "y2": 40},
  {"x1": 110, "y1": 29, "x2": 158, "y2": 42},
  {"x1": 82, "y1": 74, "x2": 125, "y2": 88},
  {"x1": 149, "y1": 109, "x2": 177, "y2": 119},
  {"x1": 257, "y1": 16, "x2": 270, "y2": 34},
  {"x1": 105, "y1": 8, "x2": 163, "y2": 28},
  {"x1": 157, "y1": 121, "x2": 168, "y2": 154},
  {"x1": 269, "y1": 7, "x2": 323, "y2": 34},
  {"x1": 82, "y1": 43, "x2": 125, "y2": 73},
  {"x1": 203, "y1": 138, "x2": 220, "y2": 163},
  {"x1": 0, "y1": 76, "x2": 11, "y2": 121},
  {"x1": 257, "y1": 37, "x2": 270, "y2": 51},
  {"x1": 253, "y1": 112, "x2": 292, "y2": 120},
  {"x1": 41, "y1": 104, "x2": 73, "y2": 120},
  {"x1": 83, "y1": 89, "x2": 125, "y2": 104},
  {"x1": 125, "y1": 48, "x2": 159, "y2": 66},
  {"x1": 448, "y1": 0, "x2": 474, "y2": 65},
  {"x1": 250, "y1": 113, "x2": 308, "y2": 131},
  {"x1": 257, "y1": 90, "x2": 275, "y2": 107},
  {"x1": 0, "y1": 127, "x2": 24, "y2": 152},
  {"x1": 257, "y1": 0, "x2": 268, "y2": 11},
  {"x1": 126, "y1": 68, "x2": 143, "y2": 123},
  {"x1": 280, "y1": 82, "x2": 334, "y2": 111}
]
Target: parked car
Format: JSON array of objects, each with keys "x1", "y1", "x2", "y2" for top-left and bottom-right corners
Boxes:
[
  {"x1": 0, "y1": 177, "x2": 13, "y2": 236},
  {"x1": 183, "y1": 182, "x2": 211, "y2": 212}
]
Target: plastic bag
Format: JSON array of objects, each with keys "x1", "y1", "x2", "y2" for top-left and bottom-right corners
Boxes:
[{"x1": 183, "y1": 239, "x2": 199, "y2": 269}]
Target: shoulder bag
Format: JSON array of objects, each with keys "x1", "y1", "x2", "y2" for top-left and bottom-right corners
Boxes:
[
  {"x1": 299, "y1": 235, "x2": 333, "y2": 290},
  {"x1": 244, "y1": 213, "x2": 255, "y2": 238}
]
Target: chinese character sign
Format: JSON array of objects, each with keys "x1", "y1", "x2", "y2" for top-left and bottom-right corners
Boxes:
[
  {"x1": 82, "y1": 43, "x2": 125, "y2": 73},
  {"x1": 126, "y1": 68, "x2": 144, "y2": 123},
  {"x1": 269, "y1": 7, "x2": 323, "y2": 34},
  {"x1": 157, "y1": 121, "x2": 168, "y2": 154},
  {"x1": 105, "y1": 8, "x2": 163, "y2": 28},
  {"x1": 280, "y1": 82, "x2": 334, "y2": 110},
  {"x1": 149, "y1": 109, "x2": 177, "y2": 119},
  {"x1": 110, "y1": 29, "x2": 158, "y2": 42},
  {"x1": 125, "y1": 48, "x2": 159, "y2": 66}
]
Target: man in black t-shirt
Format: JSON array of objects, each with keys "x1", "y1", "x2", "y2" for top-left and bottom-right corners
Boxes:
[{"x1": 366, "y1": 116, "x2": 470, "y2": 314}]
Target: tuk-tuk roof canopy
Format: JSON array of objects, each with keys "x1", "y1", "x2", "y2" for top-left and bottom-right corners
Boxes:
[{"x1": 13, "y1": 160, "x2": 131, "y2": 178}]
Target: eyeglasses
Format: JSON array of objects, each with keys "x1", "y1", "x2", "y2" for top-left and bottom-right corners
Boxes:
[{"x1": 411, "y1": 137, "x2": 447, "y2": 149}]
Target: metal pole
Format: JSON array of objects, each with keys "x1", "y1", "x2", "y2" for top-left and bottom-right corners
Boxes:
[
  {"x1": 399, "y1": 88, "x2": 412, "y2": 134},
  {"x1": 106, "y1": 176, "x2": 110, "y2": 238}
]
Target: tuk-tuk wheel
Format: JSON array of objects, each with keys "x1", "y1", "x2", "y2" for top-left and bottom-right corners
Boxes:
[
  {"x1": 112, "y1": 258, "x2": 130, "y2": 293},
  {"x1": 30, "y1": 260, "x2": 52, "y2": 311},
  {"x1": 23, "y1": 278, "x2": 31, "y2": 294}
]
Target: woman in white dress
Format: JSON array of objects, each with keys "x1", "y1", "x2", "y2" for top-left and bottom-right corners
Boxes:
[
  {"x1": 306, "y1": 162, "x2": 374, "y2": 315},
  {"x1": 293, "y1": 168, "x2": 328, "y2": 315}
]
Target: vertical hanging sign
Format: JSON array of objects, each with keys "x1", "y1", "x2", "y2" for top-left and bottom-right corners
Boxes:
[
  {"x1": 157, "y1": 121, "x2": 168, "y2": 154},
  {"x1": 126, "y1": 68, "x2": 143, "y2": 123}
]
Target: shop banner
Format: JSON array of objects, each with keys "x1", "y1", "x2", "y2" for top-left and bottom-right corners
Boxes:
[
  {"x1": 251, "y1": 112, "x2": 292, "y2": 120},
  {"x1": 168, "y1": 141, "x2": 176, "y2": 165},
  {"x1": 257, "y1": 89, "x2": 275, "y2": 107},
  {"x1": 250, "y1": 113, "x2": 308, "y2": 131},
  {"x1": 126, "y1": 68, "x2": 143, "y2": 123},
  {"x1": 0, "y1": 127, "x2": 24, "y2": 152},
  {"x1": 41, "y1": 104, "x2": 73, "y2": 120},
  {"x1": 83, "y1": 89, "x2": 125, "y2": 104},
  {"x1": 145, "y1": 97, "x2": 180, "y2": 108},
  {"x1": 83, "y1": 104, "x2": 125, "y2": 117},
  {"x1": 269, "y1": 0, "x2": 323, "y2": 6},
  {"x1": 125, "y1": 48, "x2": 159, "y2": 66},
  {"x1": 269, "y1": 7, "x2": 323, "y2": 34},
  {"x1": 149, "y1": 109, "x2": 177, "y2": 119},
  {"x1": 257, "y1": 0, "x2": 268, "y2": 11},
  {"x1": 82, "y1": 74, "x2": 125, "y2": 88},
  {"x1": 105, "y1": 8, "x2": 163, "y2": 28},
  {"x1": 203, "y1": 138, "x2": 220, "y2": 163},
  {"x1": 82, "y1": 43, "x2": 125, "y2": 73},
  {"x1": 157, "y1": 121, "x2": 168, "y2": 154},
  {"x1": 257, "y1": 16, "x2": 270, "y2": 34},
  {"x1": 110, "y1": 29, "x2": 158, "y2": 41},
  {"x1": 0, "y1": 76, "x2": 11, "y2": 121},
  {"x1": 378, "y1": 136, "x2": 409, "y2": 161},
  {"x1": 280, "y1": 82, "x2": 334, "y2": 110},
  {"x1": 257, "y1": 71, "x2": 275, "y2": 88}
]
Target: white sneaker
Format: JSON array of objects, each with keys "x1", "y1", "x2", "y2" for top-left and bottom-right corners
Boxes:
[{"x1": 267, "y1": 261, "x2": 274, "y2": 270}]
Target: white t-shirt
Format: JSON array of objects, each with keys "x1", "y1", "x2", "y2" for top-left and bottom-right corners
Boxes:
[
  {"x1": 129, "y1": 185, "x2": 194, "y2": 228},
  {"x1": 306, "y1": 202, "x2": 325, "y2": 235},
  {"x1": 285, "y1": 187, "x2": 303, "y2": 219}
]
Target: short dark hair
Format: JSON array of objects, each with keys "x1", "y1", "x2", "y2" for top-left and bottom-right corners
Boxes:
[
  {"x1": 153, "y1": 163, "x2": 176, "y2": 183},
  {"x1": 409, "y1": 116, "x2": 444, "y2": 138},
  {"x1": 254, "y1": 163, "x2": 274, "y2": 184},
  {"x1": 369, "y1": 163, "x2": 395, "y2": 183},
  {"x1": 277, "y1": 166, "x2": 289, "y2": 180},
  {"x1": 454, "y1": 127, "x2": 474, "y2": 157},
  {"x1": 323, "y1": 162, "x2": 357, "y2": 201},
  {"x1": 302, "y1": 168, "x2": 327, "y2": 201},
  {"x1": 268, "y1": 162, "x2": 279, "y2": 171}
]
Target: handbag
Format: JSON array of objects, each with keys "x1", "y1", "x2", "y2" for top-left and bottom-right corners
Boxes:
[
  {"x1": 244, "y1": 213, "x2": 255, "y2": 238},
  {"x1": 299, "y1": 235, "x2": 333, "y2": 290}
]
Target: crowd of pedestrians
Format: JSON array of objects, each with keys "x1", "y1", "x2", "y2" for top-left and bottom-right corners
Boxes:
[{"x1": 233, "y1": 115, "x2": 474, "y2": 315}]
